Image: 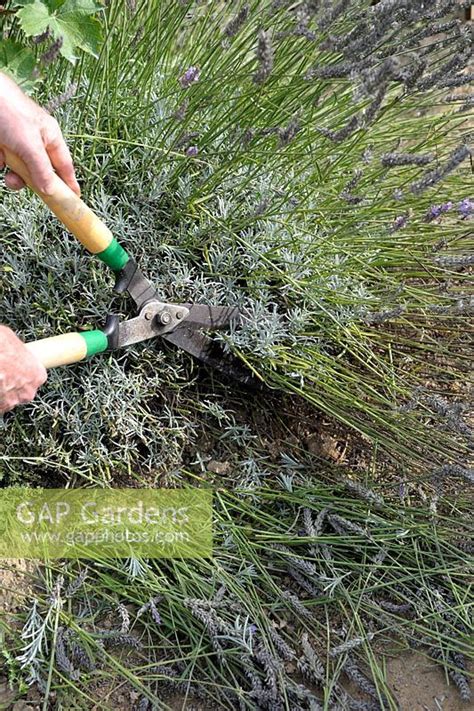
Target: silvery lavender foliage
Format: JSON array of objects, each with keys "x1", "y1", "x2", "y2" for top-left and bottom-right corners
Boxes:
[
  {"x1": 254, "y1": 30, "x2": 274, "y2": 84},
  {"x1": 411, "y1": 144, "x2": 471, "y2": 195}
]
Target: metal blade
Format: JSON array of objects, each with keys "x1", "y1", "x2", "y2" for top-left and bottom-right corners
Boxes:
[
  {"x1": 117, "y1": 301, "x2": 189, "y2": 348},
  {"x1": 161, "y1": 326, "x2": 257, "y2": 386},
  {"x1": 180, "y1": 304, "x2": 241, "y2": 331}
]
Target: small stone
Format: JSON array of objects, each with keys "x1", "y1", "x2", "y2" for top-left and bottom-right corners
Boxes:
[{"x1": 206, "y1": 460, "x2": 231, "y2": 475}]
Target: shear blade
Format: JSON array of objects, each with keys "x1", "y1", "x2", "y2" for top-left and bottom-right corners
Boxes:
[
  {"x1": 162, "y1": 325, "x2": 256, "y2": 387},
  {"x1": 181, "y1": 304, "x2": 241, "y2": 330}
]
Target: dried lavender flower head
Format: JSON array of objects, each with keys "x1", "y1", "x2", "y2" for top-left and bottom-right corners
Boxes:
[
  {"x1": 224, "y1": 4, "x2": 250, "y2": 38},
  {"x1": 179, "y1": 65, "x2": 200, "y2": 88},
  {"x1": 186, "y1": 145, "x2": 199, "y2": 157},
  {"x1": 40, "y1": 36, "x2": 64, "y2": 66},
  {"x1": 254, "y1": 29, "x2": 274, "y2": 84}
]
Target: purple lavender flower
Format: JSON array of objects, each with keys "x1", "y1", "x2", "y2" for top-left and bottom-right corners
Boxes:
[
  {"x1": 458, "y1": 197, "x2": 474, "y2": 219},
  {"x1": 425, "y1": 201, "x2": 453, "y2": 222},
  {"x1": 186, "y1": 145, "x2": 199, "y2": 157},
  {"x1": 392, "y1": 214, "x2": 408, "y2": 231},
  {"x1": 179, "y1": 65, "x2": 200, "y2": 88}
]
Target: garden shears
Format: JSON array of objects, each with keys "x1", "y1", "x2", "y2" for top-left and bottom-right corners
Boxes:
[{"x1": 3, "y1": 150, "x2": 252, "y2": 383}]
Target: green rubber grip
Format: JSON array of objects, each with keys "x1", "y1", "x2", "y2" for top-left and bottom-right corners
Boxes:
[
  {"x1": 81, "y1": 330, "x2": 109, "y2": 357},
  {"x1": 96, "y1": 237, "x2": 130, "y2": 271}
]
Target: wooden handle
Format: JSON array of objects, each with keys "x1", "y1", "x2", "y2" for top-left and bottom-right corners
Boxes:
[
  {"x1": 25, "y1": 330, "x2": 108, "y2": 369},
  {"x1": 25, "y1": 333, "x2": 88, "y2": 369},
  {"x1": 3, "y1": 148, "x2": 113, "y2": 254}
]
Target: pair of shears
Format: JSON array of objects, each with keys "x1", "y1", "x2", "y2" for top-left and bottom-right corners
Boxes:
[{"x1": 2, "y1": 150, "x2": 253, "y2": 385}]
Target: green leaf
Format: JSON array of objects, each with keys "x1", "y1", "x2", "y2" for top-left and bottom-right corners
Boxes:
[
  {"x1": 16, "y1": 0, "x2": 103, "y2": 64},
  {"x1": 0, "y1": 40, "x2": 38, "y2": 92}
]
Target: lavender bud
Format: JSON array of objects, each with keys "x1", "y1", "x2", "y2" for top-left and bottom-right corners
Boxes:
[
  {"x1": 390, "y1": 214, "x2": 409, "y2": 232},
  {"x1": 172, "y1": 98, "x2": 188, "y2": 121},
  {"x1": 433, "y1": 255, "x2": 474, "y2": 268},
  {"x1": 437, "y1": 72, "x2": 474, "y2": 89},
  {"x1": 32, "y1": 27, "x2": 51, "y2": 44},
  {"x1": 344, "y1": 656, "x2": 378, "y2": 700},
  {"x1": 343, "y1": 479, "x2": 384, "y2": 508},
  {"x1": 318, "y1": 115, "x2": 359, "y2": 143},
  {"x1": 65, "y1": 567, "x2": 87, "y2": 597},
  {"x1": 328, "y1": 514, "x2": 367, "y2": 537},
  {"x1": 117, "y1": 603, "x2": 130, "y2": 633},
  {"x1": 424, "y1": 201, "x2": 453, "y2": 222},
  {"x1": 268, "y1": 626, "x2": 296, "y2": 661},
  {"x1": 381, "y1": 152, "x2": 433, "y2": 167},
  {"x1": 411, "y1": 144, "x2": 471, "y2": 195},
  {"x1": 330, "y1": 633, "x2": 374, "y2": 657},
  {"x1": 281, "y1": 589, "x2": 311, "y2": 618},
  {"x1": 186, "y1": 145, "x2": 199, "y2": 157},
  {"x1": 436, "y1": 464, "x2": 473, "y2": 485},
  {"x1": 179, "y1": 65, "x2": 200, "y2": 88},
  {"x1": 364, "y1": 305, "x2": 405, "y2": 325},
  {"x1": 254, "y1": 30, "x2": 274, "y2": 84},
  {"x1": 458, "y1": 197, "x2": 474, "y2": 219},
  {"x1": 278, "y1": 116, "x2": 300, "y2": 146},
  {"x1": 45, "y1": 82, "x2": 77, "y2": 114},
  {"x1": 149, "y1": 597, "x2": 162, "y2": 625},
  {"x1": 40, "y1": 36, "x2": 63, "y2": 66},
  {"x1": 224, "y1": 4, "x2": 250, "y2": 38}
]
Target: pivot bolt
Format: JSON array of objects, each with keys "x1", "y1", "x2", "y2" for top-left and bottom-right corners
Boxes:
[
  {"x1": 176, "y1": 311, "x2": 184, "y2": 320},
  {"x1": 159, "y1": 311, "x2": 172, "y2": 325}
]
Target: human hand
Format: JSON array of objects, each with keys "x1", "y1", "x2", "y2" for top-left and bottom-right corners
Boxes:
[
  {"x1": 0, "y1": 72, "x2": 80, "y2": 196},
  {"x1": 0, "y1": 326, "x2": 47, "y2": 414}
]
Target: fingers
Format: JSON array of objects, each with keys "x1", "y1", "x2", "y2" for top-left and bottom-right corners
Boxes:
[
  {"x1": 5, "y1": 171, "x2": 26, "y2": 191},
  {"x1": 2, "y1": 148, "x2": 27, "y2": 190},
  {"x1": 16, "y1": 142, "x2": 56, "y2": 195},
  {"x1": 46, "y1": 133, "x2": 80, "y2": 196}
]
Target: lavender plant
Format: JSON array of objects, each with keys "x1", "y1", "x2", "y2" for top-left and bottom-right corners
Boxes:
[{"x1": 0, "y1": 1, "x2": 473, "y2": 706}]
